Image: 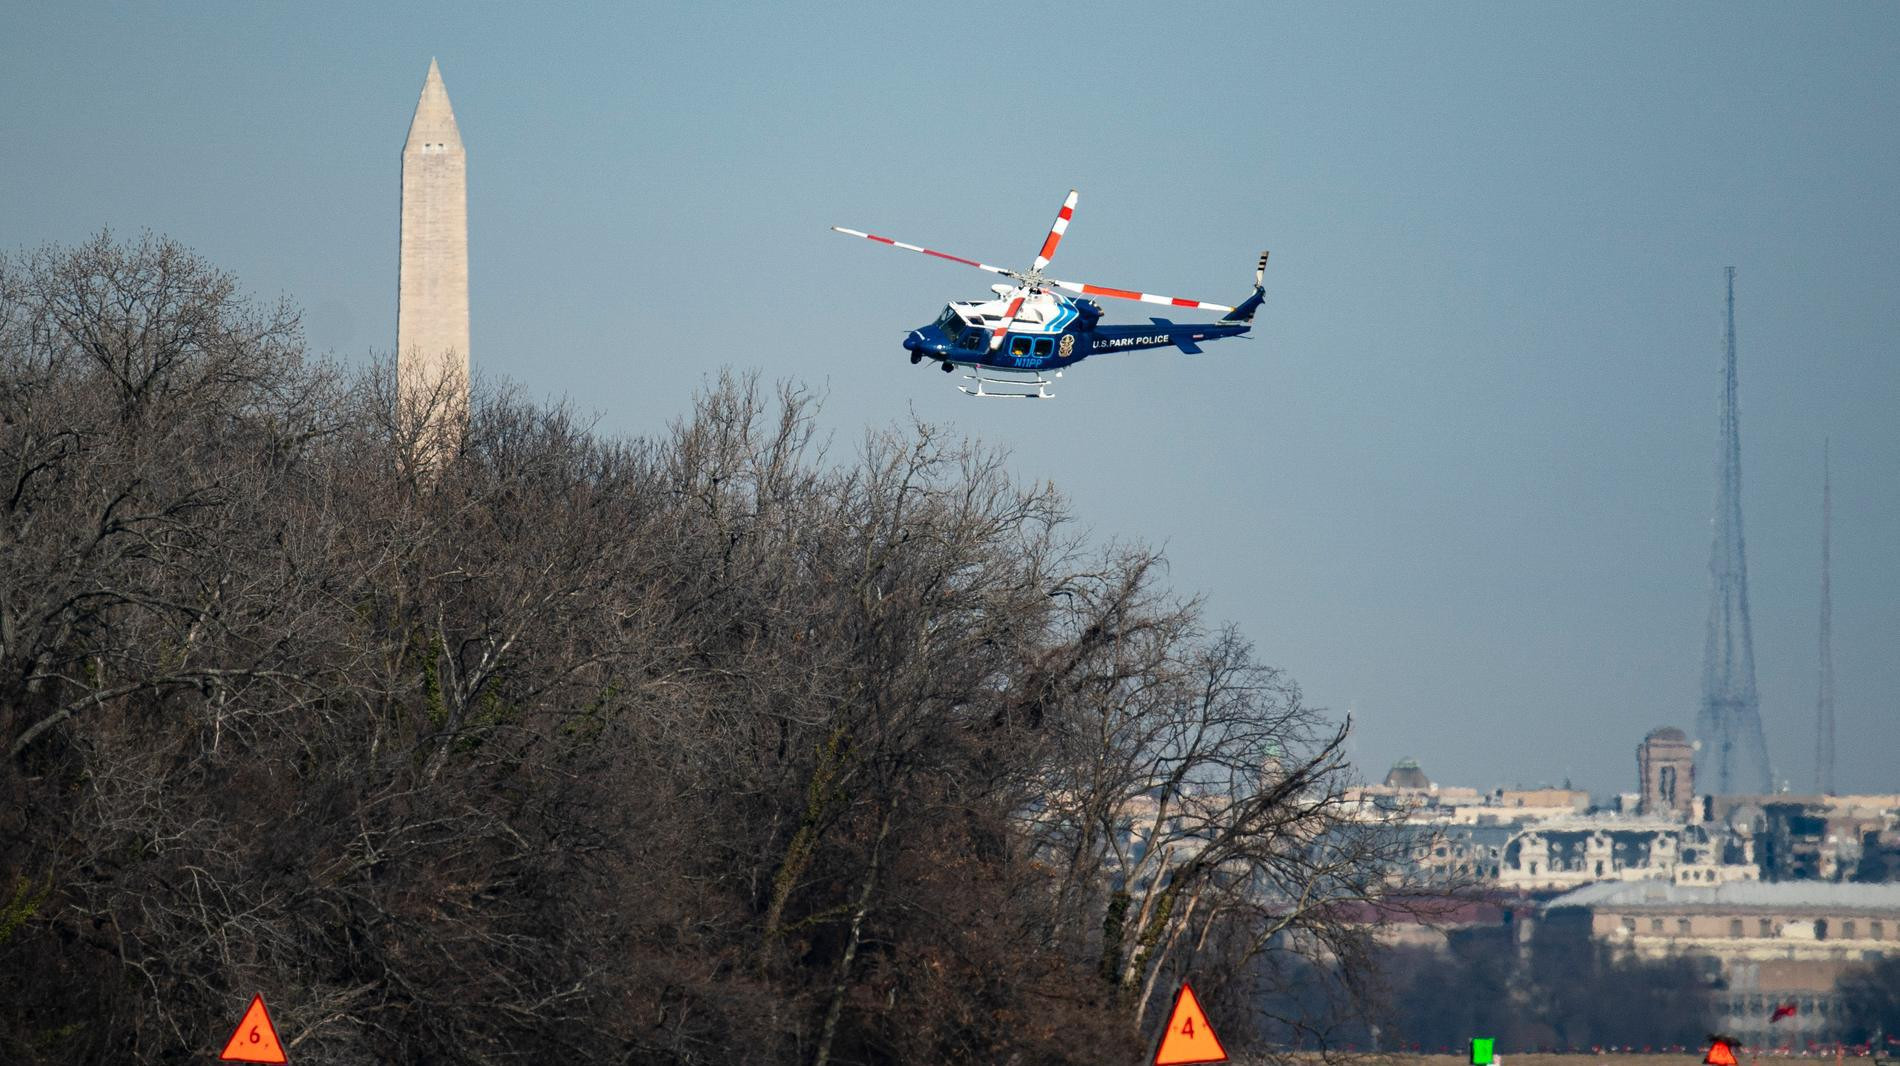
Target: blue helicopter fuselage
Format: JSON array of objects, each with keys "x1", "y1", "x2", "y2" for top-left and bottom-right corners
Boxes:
[{"x1": 902, "y1": 286, "x2": 1264, "y2": 373}]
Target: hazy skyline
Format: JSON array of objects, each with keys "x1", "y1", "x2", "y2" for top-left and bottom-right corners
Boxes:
[{"x1": 5, "y1": 2, "x2": 1895, "y2": 795}]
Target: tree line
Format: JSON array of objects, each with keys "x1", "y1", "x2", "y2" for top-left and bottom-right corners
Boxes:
[
  {"x1": 1372, "y1": 916, "x2": 1714, "y2": 1052},
  {"x1": 0, "y1": 234, "x2": 1404, "y2": 1064}
]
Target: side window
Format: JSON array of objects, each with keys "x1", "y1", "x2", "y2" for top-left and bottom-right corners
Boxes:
[
  {"x1": 1033, "y1": 338, "x2": 1053, "y2": 357},
  {"x1": 959, "y1": 330, "x2": 983, "y2": 351},
  {"x1": 1010, "y1": 337, "x2": 1031, "y2": 357}
]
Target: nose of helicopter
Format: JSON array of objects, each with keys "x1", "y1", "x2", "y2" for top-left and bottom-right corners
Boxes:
[{"x1": 903, "y1": 331, "x2": 924, "y2": 352}]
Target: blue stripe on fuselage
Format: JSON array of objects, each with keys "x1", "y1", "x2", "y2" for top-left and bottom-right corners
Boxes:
[{"x1": 1086, "y1": 321, "x2": 1248, "y2": 355}]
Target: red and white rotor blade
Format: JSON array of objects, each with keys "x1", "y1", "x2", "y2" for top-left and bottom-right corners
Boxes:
[
  {"x1": 1045, "y1": 277, "x2": 1232, "y2": 313},
  {"x1": 1031, "y1": 189, "x2": 1078, "y2": 272},
  {"x1": 988, "y1": 289, "x2": 1029, "y2": 351},
  {"x1": 830, "y1": 227, "x2": 1016, "y2": 279}
]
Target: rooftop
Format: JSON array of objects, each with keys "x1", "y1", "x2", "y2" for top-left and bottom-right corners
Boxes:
[
  {"x1": 1384, "y1": 757, "x2": 1432, "y2": 790},
  {"x1": 1546, "y1": 880, "x2": 1900, "y2": 913}
]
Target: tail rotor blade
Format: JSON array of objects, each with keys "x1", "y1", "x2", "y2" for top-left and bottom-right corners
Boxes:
[
  {"x1": 830, "y1": 227, "x2": 1018, "y2": 279},
  {"x1": 1044, "y1": 277, "x2": 1232, "y2": 314},
  {"x1": 1031, "y1": 189, "x2": 1078, "y2": 273}
]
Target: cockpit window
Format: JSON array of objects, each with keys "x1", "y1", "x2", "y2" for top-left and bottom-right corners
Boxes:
[
  {"x1": 957, "y1": 329, "x2": 984, "y2": 351},
  {"x1": 936, "y1": 307, "x2": 963, "y2": 334}
]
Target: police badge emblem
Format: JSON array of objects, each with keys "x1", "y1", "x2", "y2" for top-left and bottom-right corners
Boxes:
[{"x1": 1058, "y1": 334, "x2": 1075, "y2": 358}]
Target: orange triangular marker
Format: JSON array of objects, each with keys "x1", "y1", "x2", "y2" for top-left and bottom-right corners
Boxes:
[
  {"x1": 1704, "y1": 1039, "x2": 1739, "y2": 1066},
  {"x1": 1155, "y1": 981, "x2": 1228, "y2": 1065},
  {"x1": 219, "y1": 994, "x2": 288, "y2": 1064}
]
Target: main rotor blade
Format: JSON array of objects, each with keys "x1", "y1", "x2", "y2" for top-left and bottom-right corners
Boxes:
[
  {"x1": 830, "y1": 227, "x2": 1017, "y2": 279},
  {"x1": 989, "y1": 289, "x2": 1029, "y2": 351},
  {"x1": 1032, "y1": 189, "x2": 1078, "y2": 273},
  {"x1": 1044, "y1": 277, "x2": 1232, "y2": 313}
]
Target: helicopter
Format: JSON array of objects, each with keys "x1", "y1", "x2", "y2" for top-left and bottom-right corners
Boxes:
[{"x1": 833, "y1": 189, "x2": 1267, "y2": 398}]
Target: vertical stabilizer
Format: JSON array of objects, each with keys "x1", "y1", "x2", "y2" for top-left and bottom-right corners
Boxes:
[{"x1": 1219, "y1": 251, "x2": 1269, "y2": 323}]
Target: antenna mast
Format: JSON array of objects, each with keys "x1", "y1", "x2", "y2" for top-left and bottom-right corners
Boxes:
[
  {"x1": 1696, "y1": 267, "x2": 1774, "y2": 795},
  {"x1": 1815, "y1": 440, "x2": 1836, "y2": 795}
]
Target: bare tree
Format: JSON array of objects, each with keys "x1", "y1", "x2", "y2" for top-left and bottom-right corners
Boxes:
[{"x1": 1, "y1": 234, "x2": 1405, "y2": 1065}]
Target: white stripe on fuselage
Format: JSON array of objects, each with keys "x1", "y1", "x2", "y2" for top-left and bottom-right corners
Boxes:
[{"x1": 950, "y1": 292, "x2": 1073, "y2": 335}]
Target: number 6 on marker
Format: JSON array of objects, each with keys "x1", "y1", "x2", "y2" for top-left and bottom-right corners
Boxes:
[{"x1": 218, "y1": 995, "x2": 287, "y2": 1063}]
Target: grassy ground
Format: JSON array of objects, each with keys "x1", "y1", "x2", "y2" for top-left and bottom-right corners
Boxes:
[
  {"x1": 1231, "y1": 1048, "x2": 1884, "y2": 1056},
  {"x1": 1345, "y1": 1048, "x2": 1877, "y2": 1056}
]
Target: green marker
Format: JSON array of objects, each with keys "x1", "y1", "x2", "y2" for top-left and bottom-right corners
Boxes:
[{"x1": 1471, "y1": 1038, "x2": 1495, "y2": 1065}]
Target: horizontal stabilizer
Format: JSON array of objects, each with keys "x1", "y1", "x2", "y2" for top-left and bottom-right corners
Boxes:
[{"x1": 1173, "y1": 336, "x2": 1204, "y2": 355}]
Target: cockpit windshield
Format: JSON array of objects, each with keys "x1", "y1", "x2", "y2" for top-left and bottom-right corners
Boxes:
[{"x1": 935, "y1": 306, "x2": 964, "y2": 334}]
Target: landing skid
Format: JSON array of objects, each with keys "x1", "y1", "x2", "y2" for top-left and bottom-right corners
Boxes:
[{"x1": 955, "y1": 365, "x2": 1061, "y2": 399}]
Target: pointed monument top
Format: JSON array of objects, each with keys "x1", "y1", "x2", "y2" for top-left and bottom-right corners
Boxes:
[{"x1": 404, "y1": 58, "x2": 462, "y2": 153}]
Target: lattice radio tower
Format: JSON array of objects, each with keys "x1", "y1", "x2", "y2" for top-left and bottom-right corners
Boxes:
[
  {"x1": 1814, "y1": 440, "x2": 1836, "y2": 795},
  {"x1": 1696, "y1": 267, "x2": 1774, "y2": 795}
]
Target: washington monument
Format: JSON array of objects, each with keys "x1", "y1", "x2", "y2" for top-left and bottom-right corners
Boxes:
[{"x1": 398, "y1": 59, "x2": 469, "y2": 431}]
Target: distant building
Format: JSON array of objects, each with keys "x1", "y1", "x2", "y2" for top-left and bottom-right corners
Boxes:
[
  {"x1": 1347, "y1": 758, "x2": 1482, "y2": 828},
  {"x1": 1638, "y1": 726, "x2": 1696, "y2": 818},
  {"x1": 1384, "y1": 756, "x2": 1432, "y2": 790},
  {"x1": 1328, "y1": 894, "x2": 1526, "y2": 953},
  {"x1": 1493, "y1": 786, "x2": 1590, "y2": 819},
  {"x1": 1402, "y1": 821, "x2": 1516, "y2": 884},
  {"x1": 1354, "y1": 732, "x2": 1899, "y2": 894},
  {"x1": 1498, "y1": 818, "x2": 1757, "y2": 891},
  {"x1": 1544, "y1": 881, "x2": 1900, "y2": 1047},
  {"x1": 1712, "y1": 794, "x2": 1900, "y2": 882}
]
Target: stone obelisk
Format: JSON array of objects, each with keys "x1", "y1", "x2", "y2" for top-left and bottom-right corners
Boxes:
[{"x1": 398, "y1": 59, "x2": 468, "y2": 448}]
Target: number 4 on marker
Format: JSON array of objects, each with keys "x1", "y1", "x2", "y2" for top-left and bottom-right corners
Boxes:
[{"x1": 1154, "y1": 981, "x2": 1227, "y2": 1066}]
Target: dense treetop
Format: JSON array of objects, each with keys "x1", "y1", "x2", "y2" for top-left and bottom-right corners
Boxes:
[{"x1": 0, "y1": 235, "x2": 1396, "y2": 1064}]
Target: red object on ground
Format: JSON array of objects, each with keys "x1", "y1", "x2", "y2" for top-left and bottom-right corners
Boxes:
[
  {"x1": 219, "y1": 995, "x2": 288, "y2": 1064},
  {"x1": 1154, "y1": 982, "x2": 1228, "y2": 1066}
]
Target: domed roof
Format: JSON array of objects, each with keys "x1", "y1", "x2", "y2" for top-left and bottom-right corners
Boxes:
[
  {"x1": 1726, "y1": 804, "x2": 1765, "y2": 836},
  {"x1": 1646, "y1": 726, "x2": 1688, "y2": 743},
  {"x1": 1384, "y1": 757, "x2": 1432, "y2": 790}
]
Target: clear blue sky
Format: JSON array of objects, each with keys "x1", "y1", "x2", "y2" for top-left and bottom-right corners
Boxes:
[{"x1": 5, "y1": 2, "x2": 1896, "y2": 796}]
